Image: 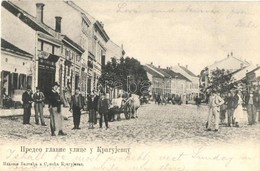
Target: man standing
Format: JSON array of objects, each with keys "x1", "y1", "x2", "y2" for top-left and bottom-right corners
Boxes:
[
  {"x1": 98, "y1": 93, "x2": 110, "y2": 129},
  {"x1": 22, "y1": 86, "x2": 33, "y2": 125},
  {"x1": 33, "y1": 87, "x2": 46, "y2": 126},
  {"x1": 87, "y1": 92, "x2": 99, "y2": 129},
  {"x1": 70, "y1": 87, "x2": 85, "y2": 129},
  {"x1": 245, "y1": 89, "x2": 257, "y2": 125},
  {"x1": 48, "y1": 82, "x2": 66, "y2": 136},
  {"x1": 206, "y1": 90, "x2": 224, "y2": 131},
  {"x1": 225, "y1": 92, "x2": 236, "y2": 127}
]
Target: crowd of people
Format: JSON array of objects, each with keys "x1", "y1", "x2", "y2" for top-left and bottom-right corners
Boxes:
[
  {"x1": 22, "y1": 82, "x2": 112, "y2": 136},
  {"x1": 206, "y1": 88, "x2": 260, "y2": 132}
]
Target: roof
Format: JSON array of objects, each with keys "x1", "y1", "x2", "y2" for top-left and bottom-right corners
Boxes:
[
  {"x1": 2, "y1": 1, "x2": 56, "y2": 37},
  {"x1": 179, "y1": 65, "x2": 197, "y2": 77},
  {"x1": 208, "y1": 55, "x2": 250, "y2": 69},
  {"x1": 162, "y1": 69, "x2": 191, "y2": 82},
  {"x1": 61, "y1": 35, "x2": 85, "y2": 54},
  {"x1": 1, "y1": 38, "x2": 33, "y2": 58},
  {"x1": 246, "y1": 66, "x2": 260, "y2": 75},
  {"x1": 143, "y1": 65, "x2": 164, "y2": 78},
  {"x1": 232, "y1": 64, "x2": 259, "y2": 82},
  {"x1": 147, "y1": 64, "x2": 171, "y2": 78}
]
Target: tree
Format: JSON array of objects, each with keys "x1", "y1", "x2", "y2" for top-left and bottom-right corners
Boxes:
[
  {"x1": 99, "y1": 56, "x2": 150, "y2": 95},
  {"x1": 199, "y1": 68, "x2": 238, "y2": 103}
]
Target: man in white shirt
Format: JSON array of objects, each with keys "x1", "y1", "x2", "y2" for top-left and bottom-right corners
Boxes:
[{"x1": 206, "y1": 89, "x2": 225, "y2": 132}]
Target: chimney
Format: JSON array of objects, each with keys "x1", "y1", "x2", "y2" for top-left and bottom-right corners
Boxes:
[
  {"x1": 158, "y1": 65, "x2": 160, "y2": 68},
  {"x1": 186, "y1": 65, "x2": 188, "y2": 69},
  {"x1": 36, "y1": 3, "x2": 45, "y2": 23},
  {"x1": 151, "y1": 62, "x2": 153, "y2": 65},
  {"x1": 240, "y1": 63, "x2": 243, "y2": 69},
  {"x1": 55, "y1": 16, "x2": 62, "y2": 33},
  {"x1": 178, "y1": 63, "x2": 180, "y2": 66},
  {"x1": 100, "y1": 21, "x2": 104, "y2": 28},
  {"x1": 231, "y1": 52, "x2": 233, "y2": 56}
]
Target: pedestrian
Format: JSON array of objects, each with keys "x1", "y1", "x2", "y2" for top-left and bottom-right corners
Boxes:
[
  {"x1": 87, "y1": 92, "x2": 99, "y2": 129},
  {"x1": 48, "y1": 82, "x2": 66, "y2": 136},
  {"x1": 233, "y1": 90, "x2": 247, "y2": 127},
  {"x1": 225, "y1": 91, "x2": 236, "y2": 127},
  {"x1": 98, "y1": 93, "x2": 110, "y2": 129},
  {"x1": 33, "y1": 87, "x2": 46, "y2": 126},
  {"x1": 22, "y1": 86, "x2": 33, "y2": 125},
  {"x1": 255, "y1": 89, "x2": 260, "y2": 123},
  {"x1": 245, "y1": 89, "x2": 257, "y2": 125},
  {"x1": 206, "y1": 90, "x2": 224, "y2": 131},
  {"x1": 69, "y1": 87, "x2": 85, "y2": 130},
  {"x1": 219, "y1": 94, "x2": 227, "y2": 124}
]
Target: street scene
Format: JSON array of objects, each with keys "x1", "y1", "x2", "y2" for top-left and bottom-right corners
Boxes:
[
  {"x1": 1, "y1": 1, "x2": 260, "y2": 171},
  {"x1": 0, "y1": 103, "x2": 259, "y2": 145}
]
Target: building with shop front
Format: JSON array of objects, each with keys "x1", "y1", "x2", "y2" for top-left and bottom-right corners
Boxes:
[
  {"x1": 1, "y1": 1, "x2": 84, "y2": 106},
  {"x1": 0, "y1": 39, "x2": 33, "y2": 108}
]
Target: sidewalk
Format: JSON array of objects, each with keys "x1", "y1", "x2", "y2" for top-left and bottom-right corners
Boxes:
[{"x1": 0, "y1": 106, "x2": 74, "y2": 118}]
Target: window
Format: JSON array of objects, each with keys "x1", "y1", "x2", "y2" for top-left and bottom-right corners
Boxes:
[{"x1": 18, "y1": 74, "x2": 26, "y2": 90}]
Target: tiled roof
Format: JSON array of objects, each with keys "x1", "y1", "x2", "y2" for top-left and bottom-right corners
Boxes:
[
  {"x1": 162, "y1": 69, "x2": 191, "y2": 82},
  {"x1": 179, "y1": 66, "x2": 197, "y2": 77},
  {"x1": 1, "y1": 38, "x2": 33, "y2": 57},
  {"x1": 2, "y1": 1, "x2": 56, "y2": 36},
  {"x1": 143, "y1": 65, "x2": 164, "y2": 78},
  {"x1": 147, "y1": 64, "x2": 171, "y2": 78}
]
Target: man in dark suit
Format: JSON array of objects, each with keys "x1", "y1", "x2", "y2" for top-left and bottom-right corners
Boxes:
[
  {"x1": 69, "y1": 87, "x2": 85, "y2": 129},
  {"x1": 245, "y1": 89, "x2": 257, "y2": 125},
  {"x1": 87, "y1": 92, "x2": 99, "y2": 129},
  {"x1": 48, "y1": 82, "x2": 66, "y2": 136},
  {"x1": 22, "y1": 86, "x2": 33, "y2": 125},
  {"x1": 98, "y1": 93, "x2": 110, "y2": 129}
]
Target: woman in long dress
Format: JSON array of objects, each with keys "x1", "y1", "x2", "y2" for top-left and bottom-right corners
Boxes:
[{"x1": 234, "y1": 90, "x2": 247, "y2": 127}]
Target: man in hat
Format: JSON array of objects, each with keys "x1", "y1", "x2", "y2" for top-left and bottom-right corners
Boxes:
[
  {"x1": 22, "y1": 86, "x2": 33, "y2": 125},
  {"x1": 33, "y1": 87, "x2": 46, "y2": 126},
  {"x1": 245, "y1": 88, "x2": 257, "y2": 125},
  {"x1": 48, "y1": 82, "x2": 66, "y2": 136},
  {"x1": 206, "y1": 89, "x2": 224, "y2": 131},
  {"x1": 97, "y1": 93, "x2": 110, "y2": 129},
  {"x1": 69, "y1": 87, "x2": 85, "y2": 129}
]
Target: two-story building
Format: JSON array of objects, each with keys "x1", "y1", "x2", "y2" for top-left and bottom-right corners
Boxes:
[
  {"x1": 2, "y1": 1, "x2": 84, "y2": 106},
  {"x1": 172, "y1": 64, "x2": 200, "y2": 102}
]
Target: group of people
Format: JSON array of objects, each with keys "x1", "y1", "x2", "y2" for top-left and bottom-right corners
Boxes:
[
  {"x1": 22, "y1": 82, "x2": 111, "y2": 136},
  {"x1": 206, "y1": 88, "x2": 260, "y2": 132}
]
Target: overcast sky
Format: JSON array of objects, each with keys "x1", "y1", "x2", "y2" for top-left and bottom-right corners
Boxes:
[{"x1": 76, "y1": 1, "x2": 260, "y2": 75}]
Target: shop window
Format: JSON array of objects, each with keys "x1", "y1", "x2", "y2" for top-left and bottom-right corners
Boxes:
[
  {"x1": 19, "y1": 74, "x2": 27, "y2": 90},
  {"x1": 27, "y1": 76, "x2": 32, "y2": 88}
]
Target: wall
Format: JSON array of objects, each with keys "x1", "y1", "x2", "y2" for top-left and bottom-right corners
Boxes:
[{"x1": 1, "y1": 7, "x2": 36, "y2": 55}]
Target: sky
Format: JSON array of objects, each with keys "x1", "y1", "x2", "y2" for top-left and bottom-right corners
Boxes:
[{"x1": 77, "y1": 1, "x2": 260, "y2": 75}]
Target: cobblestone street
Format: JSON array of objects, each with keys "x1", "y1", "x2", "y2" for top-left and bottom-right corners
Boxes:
[{"x1": 0, "y1": 103, "x2": 259, "y2": 146}]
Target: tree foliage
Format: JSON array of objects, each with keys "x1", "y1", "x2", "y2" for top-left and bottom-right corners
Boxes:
[
  {"x1": 99, "y1": 56, "x2": 150, "y2": 95},
  {"x1": 200, "y1": 68, "x2": 237, "y2": 95}
]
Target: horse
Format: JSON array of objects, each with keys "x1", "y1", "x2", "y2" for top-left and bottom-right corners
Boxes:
[{"x1": 124, "y1": 94, "x2": 140, "y2": 119}]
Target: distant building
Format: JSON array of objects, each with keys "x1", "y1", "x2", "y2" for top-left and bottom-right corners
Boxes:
[
  {"x1": 207, "y1": 52, "x2": 250, "y2": 76},
  {"x1": 172, "y1": 64, "x2": 199, "y2": 101},
  {"x1": 143, "y1": 63, "x2": 193, "y2": 102}
]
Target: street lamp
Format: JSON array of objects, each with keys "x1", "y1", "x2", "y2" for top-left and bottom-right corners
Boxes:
[{"x1": 127, "y1": 75, "x2": 130, "y2": 94}]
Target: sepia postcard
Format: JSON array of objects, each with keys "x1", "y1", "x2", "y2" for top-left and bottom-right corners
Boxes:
[{"x1": 0, "y1": 0, "x2": 259, "y2": 171}]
